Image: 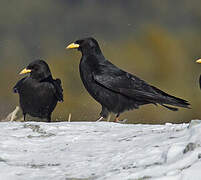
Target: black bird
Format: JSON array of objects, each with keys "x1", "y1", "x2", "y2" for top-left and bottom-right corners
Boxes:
[
  {"x1": 196, "y1": 59, "x2": 201, "y2": 89},
  {"x1": 66, "y1": 37, "x2": 190, "y2": 122},
  {"x1": 13, "y1": 60, "x2": 63, "y2": 122}
]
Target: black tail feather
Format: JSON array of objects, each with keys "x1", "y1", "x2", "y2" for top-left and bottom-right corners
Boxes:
[
  {"x1": 151, "y1": 86, "x2": 190, "y2": 109},
  {"x1": 161, "y1": 104, "x2": 178, "y2": 111}
]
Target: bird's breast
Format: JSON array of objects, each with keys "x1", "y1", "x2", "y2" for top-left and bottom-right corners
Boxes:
[
  {"x1": 79, "y1": 62, "x2": 121, "y2": 110},
  {"x1": 19, "y1": 80, "x2": 55, "y2": 106},
  {"x1": 79, "y1": 63, "x2": 95, "y2": 92}
]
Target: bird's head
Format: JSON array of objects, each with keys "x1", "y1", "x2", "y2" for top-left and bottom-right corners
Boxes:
[
  {"x1": 19, "y1": 60, "x2": 52, "y2": 81},
  {"x1": 66, "y1": 37, "x2": 102, "y2": 56}
]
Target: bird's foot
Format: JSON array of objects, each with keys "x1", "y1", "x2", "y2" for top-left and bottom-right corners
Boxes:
[
  {"x1": 116, "y1": 119, "x2": 127, "y2": 123},
  {"x1": 114, "y1": 117, "x2": 127, "y2": 123},
  {"x1": 96, "y1": 116, "x2": 104, "y2": 122}
]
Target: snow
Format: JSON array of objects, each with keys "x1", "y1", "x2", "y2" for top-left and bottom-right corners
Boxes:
[{"x1": 0, "y1": 120, "x2": 201, "y2": 180}]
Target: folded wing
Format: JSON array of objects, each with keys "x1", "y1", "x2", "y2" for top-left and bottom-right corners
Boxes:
[
  {"x1": 93, "y1": 61, "x2": 190, "y2": 110},
  {"x1": 51, "y1": 78, "x2": 63, "y2": 102},
  {"x1": 13, "y1": 77, "x2": 27, "y2": 93}
]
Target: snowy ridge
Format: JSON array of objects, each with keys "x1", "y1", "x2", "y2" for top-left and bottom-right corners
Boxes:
[{"x1": 0, "y1": 120, "x2": 201, "y2": 180}]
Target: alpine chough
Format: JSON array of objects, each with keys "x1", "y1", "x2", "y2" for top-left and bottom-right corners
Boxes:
[
  {"x1": 66, "y1": 37, "x2": 190, "y2": 122},
  {"x1": 13, "y1": 60, "x2": 63, "y2": 122},
  {"x1": 196, "y1": 59, "x2": 201, "y2": 89}
]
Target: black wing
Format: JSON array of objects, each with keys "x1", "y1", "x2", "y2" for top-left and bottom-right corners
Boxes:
[
  {"x1": 13, "y1": 77, "x2": 27, "y2": 93},
  {"x1": 92, "y1": 61, "x2": 158, "y2": 101},
  {"x1": 51, "y1": 78, "x2": 63, "y2": 102},
  {"x1": 92, "y1": 60, "x2": 189, "y2": 109}
]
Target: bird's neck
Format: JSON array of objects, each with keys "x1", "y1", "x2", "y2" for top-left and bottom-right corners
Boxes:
[
  {"x1": 31, "y1": 75, "x2": 53, "y2": 82},
  {"x1": 81, "y1": 47, "x2": 103, "y2": 57},
  {"x1": 81, "y1": 51, "x2": 105, "y2": 61},
  {"x1": 41, "y1": 75, "x2": 53, "y2": 82}
]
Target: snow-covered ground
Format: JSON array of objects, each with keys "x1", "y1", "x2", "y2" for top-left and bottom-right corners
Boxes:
[{"x1": 0, "y1": 120, "x2": 201, "y2": 180}]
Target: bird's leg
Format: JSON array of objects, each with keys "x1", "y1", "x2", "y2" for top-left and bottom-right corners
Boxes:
[
  {"x1": 114, "y1": 114, "x2": 120, "y2": 122},
  {"x1": 96, "y1": 116, "x2": 104, "y2": 122},
  {"x1": 97, "y1": 106, "x2": 109, "y2": 122},
  {"x1": 47, "y1": 115, "x2": 51, "y2": 123},
  {"x1": 114, "y1": 114, "x2": 127, "y2": 123},
  {"x1": 23, "y1": 113, "x2": 26, "y2": 121}
]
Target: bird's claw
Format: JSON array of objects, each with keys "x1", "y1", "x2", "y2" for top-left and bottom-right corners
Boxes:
[
  {"x1": 96, "y1": 117, "x2": 104, "y2": 122},
  {"x1": 115, "y1": 119, "x2": 127, "y2": 123}
]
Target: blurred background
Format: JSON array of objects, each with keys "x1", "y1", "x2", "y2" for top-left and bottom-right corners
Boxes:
[{"x1": 1, "y1": 0, "x2": 201, "y2": 123}]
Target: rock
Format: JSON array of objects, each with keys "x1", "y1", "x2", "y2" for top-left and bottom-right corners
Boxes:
[{"x1": 188, "y1": 120, "x2": 201, "y2": 128}]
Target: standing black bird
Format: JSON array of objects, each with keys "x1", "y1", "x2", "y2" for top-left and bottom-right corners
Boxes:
[
  {"x1": 13, "y1": 60, "x2": 63, "y2": 122},
  {"x1": 66, "y1": 37, "x2": 190, "y2": 122}
]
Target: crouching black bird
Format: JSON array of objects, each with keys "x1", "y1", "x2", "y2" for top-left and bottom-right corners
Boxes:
[
  {"x1": 66, "y1": 37, "x2": 190, "y2": 122},
  {"x1": 13, "y1": 60, "x2": 63, "y2": 122}
]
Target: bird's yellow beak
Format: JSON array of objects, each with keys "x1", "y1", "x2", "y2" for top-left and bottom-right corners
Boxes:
[
  {"x1": 196, "y1": 59, "x2": 201, "y2": 63},
  {"x1": 66, "y1": 43, "x2": 80, "y2": 49},
  {"x1": 19, "y1": 68, "x2": 31, "y2": 75}
]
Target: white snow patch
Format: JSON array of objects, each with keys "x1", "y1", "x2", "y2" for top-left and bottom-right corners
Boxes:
[{"x1": 0, "y1": 120, "x2": 201, "y2": 180}]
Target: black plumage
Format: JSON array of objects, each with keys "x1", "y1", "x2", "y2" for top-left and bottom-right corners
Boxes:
[
  {"x1": 196, "y1": 59, "x2": 201, "y2": 89},
  {"x1": 66, "y1": 37, "x2": 190, "y2": 122},
  {"x1": 13, "y1": 60, "x2": 63, "y2": 122},
  {"x1": 199, "y1": 75, "x2": 201, "y2": 89}
]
